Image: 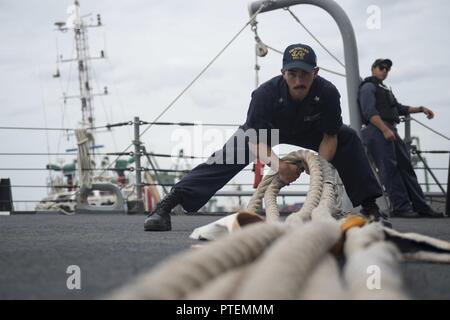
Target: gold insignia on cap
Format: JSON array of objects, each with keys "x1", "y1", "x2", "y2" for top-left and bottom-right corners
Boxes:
[{"x1": 289, "y1": 47, "x2": 309, "y2": 60}]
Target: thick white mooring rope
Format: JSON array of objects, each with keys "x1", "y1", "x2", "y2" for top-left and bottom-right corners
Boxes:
[
  {"x1": 297, "y1": 253, "x2": 347, "y2": 300},
  {"x1": 233, "y1": 220, "x2": 341, "y2": 299},
  {"x1": 109, "y1": 222, "x2": 286, "y2": 299},
  {"x1": 343, "y1": 223, "x2": 407, "y2": 299},
  {"x1": 109, "y1": 149, "x2": 450, "y2": 300}
]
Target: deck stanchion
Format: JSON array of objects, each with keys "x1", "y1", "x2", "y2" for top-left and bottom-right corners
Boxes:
[
  {"x1": 133, "y1": 117, "x2": 144, "y2": 214},
  {"x1": 446, "y1": 152, "x2": 450, "y2": 217}
]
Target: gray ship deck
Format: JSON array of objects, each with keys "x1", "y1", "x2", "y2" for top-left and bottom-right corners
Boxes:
[{"x1": 1, "y1": 213, "x2": 449, "y2": 300}]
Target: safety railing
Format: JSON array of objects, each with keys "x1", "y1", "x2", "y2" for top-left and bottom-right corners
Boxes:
[
  {"x1": 1, "y1": 116, "x2": 448, "y2": 216},
  {"x1": 403, "y1": 115, "x2": 449, "y2": 215}
]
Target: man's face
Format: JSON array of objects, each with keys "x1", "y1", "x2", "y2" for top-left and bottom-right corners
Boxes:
[
  {"x1": 372, "y1": 63, "x2": 390, "y2": 81},
  {"x1": 282, "y1": 68, "x2": 318, "y2": 102}
]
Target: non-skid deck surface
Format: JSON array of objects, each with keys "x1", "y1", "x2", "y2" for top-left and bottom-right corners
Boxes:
[{"x1": 1, "y1": 214, "x2": 449, "y2": 299}]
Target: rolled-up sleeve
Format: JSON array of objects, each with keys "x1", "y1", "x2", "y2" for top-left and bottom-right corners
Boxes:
[
  {"x1": 359, "y1": 82, "x2": 379, "y2": 123},
  {"x1": 393, "y1": 95, "x2": 410, "y2": 116}
]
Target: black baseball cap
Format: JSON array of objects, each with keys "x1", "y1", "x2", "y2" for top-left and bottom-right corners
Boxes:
[
  {"x1": 281, "y1": 43, "x2": 317, "y2": 73},
  {"x1": 372, "y1": 58, "x2": 393, "y2": 69}
]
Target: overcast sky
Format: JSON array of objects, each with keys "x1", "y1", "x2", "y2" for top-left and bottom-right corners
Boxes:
[{"x1": 1, "y1": 0, "x2": 449, "y2": 210}]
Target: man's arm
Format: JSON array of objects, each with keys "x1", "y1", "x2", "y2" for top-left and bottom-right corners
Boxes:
[
  {"x1": 248, "y1": 142, "x2": 300, "y2": 184},
  {"x1": 318, "y1": 133, "x2": 337, "y2": 161},
  {"x1": 407, "y1": 106, "x2": 435, "y2": 119},
  {"x1": 369, "y1": 114, "x2": 396, "y2": 141},
  {"x1": 359, "y1": 83, "x2": 380, "y2": 125},
  {"x1": 392, "y1": 92, "x2": 434, "y2": 119},
  {"x1": 359, "y1": 82, "x2": 396, "y2": 141}
]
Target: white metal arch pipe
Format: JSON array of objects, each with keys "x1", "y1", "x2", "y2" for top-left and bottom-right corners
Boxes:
[{"x1": 248, "y1": 0, "x2": 362, "y2": 133}]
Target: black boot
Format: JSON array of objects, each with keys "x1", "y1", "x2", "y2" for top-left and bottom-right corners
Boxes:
[
  {"x1": 391, "y1": 209, "x2": 420, "y2": 218},
  {"x1": 361, "y1": 201, "x2": 392, "y2": 228},
  {"x1": 144, "y1": 189, "x2": 182, "y2": 231},
  {"x1": 416, "y1": 206, "x2": 444, "y2": 218}
]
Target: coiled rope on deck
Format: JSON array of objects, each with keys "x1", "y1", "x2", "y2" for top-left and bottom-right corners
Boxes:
[
  {"x1": 109, "y1": 149, "x2": 413, "y2": 299},
  {"x1": 109, "y1": 222, "x2": 286, "y2": 299}
]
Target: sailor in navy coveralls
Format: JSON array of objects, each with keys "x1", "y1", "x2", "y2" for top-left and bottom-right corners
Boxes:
[
  {"x1": 359, "y1": 58, "x2": 442, "y2": 218},
  {"x1": 145, "y1": 44, "x2": 389, "y2": 231}
]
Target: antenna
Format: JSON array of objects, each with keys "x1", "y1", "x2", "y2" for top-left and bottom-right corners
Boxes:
[
  {"x1": 54, "y1": 21, "x2": 66, "y2": 29},
  {"x1": 53, "y1": 0, "x2": 107, "y2": 133},
  {"x1": 53, "y1": 35, "x2": 61, "y2": 78}
]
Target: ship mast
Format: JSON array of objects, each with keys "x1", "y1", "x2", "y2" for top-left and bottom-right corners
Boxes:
[
  {"x1": 74, "y1": 0, "x2": 94, "y2": 130},
  {"x1": 54, "y1": 0, "x2": 107, "y2": 136}
]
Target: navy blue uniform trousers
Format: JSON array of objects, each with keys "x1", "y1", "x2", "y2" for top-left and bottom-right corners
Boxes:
[
  {"x1": 174, "y1": 125, "x2": 382, "y2": 212},
  {"x1": 361, "y1": 123, "x2": 429, "y2": 212}
]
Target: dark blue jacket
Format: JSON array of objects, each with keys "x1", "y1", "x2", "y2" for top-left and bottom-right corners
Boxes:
[{"x1": 242, "y1": 75, "x2": 342, "y2": 143}]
